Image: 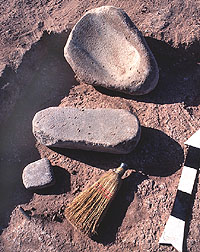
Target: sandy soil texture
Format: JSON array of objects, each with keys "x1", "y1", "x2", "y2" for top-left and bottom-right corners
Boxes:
[{"x1": 0, "y1": 1, "x2": 200, "y2": 251}]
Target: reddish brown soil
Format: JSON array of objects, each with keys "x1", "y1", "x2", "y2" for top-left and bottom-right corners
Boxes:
[{"x1": 0, "y1": 1, "x2": 200, "y2": 252}]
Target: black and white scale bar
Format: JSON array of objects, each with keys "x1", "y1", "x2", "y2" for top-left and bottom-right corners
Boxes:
[{"x1": 159, "y1": 146, "x2": 200, "y2": 252}]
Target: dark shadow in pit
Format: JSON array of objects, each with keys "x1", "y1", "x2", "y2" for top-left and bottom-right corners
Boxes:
[
  {"x1": 51, "y1": 126, "x2": 184, "y2": 177},
  {"x1": 35, "y1": 166, "x2": 71, "y2": 195},
  {"x1": 0, "y1": 30, "x2": 78, "y2": 234},
  {"x1": 95, "y1": 37, "x2": 200, "y2": 107},
  {"x1": 92, "y1": 171, "x2": 147, "y2": 245}
]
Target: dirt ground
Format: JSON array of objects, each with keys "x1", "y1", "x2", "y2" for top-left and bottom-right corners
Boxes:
[{"x1": 0, "y1": 0, "x2": 200, "y2": 251}]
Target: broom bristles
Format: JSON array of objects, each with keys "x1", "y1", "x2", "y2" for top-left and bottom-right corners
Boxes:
[{"x1": 65, "y1": 163, "x2": 127, "y2": 237}]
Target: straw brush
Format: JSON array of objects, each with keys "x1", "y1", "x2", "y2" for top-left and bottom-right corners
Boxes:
[{"x1": 64, "y1": 163, "x2": 127, "y2": 237}]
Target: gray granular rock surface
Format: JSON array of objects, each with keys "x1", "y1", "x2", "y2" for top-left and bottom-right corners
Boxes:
[
  {"x1": 22, "y1": 158, "x2": 55, "y2": 190},
  {"x1": 64, "y1": 6, "x2": 159, "y2": 95},
  {"x1": 32, "y1": 107, "x2": 141, "y2": 154}
]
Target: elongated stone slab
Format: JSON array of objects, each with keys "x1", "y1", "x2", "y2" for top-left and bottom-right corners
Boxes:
[
  {"x1": 64, "y1": 6, "x2": 159, "y2": 95},
  {"x1": 32, "y1": 107, "x2": 141, "y2": 154}
]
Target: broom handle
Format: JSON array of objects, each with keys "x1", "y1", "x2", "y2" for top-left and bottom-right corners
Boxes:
[{"x1": 114, "y1": 163, "x2": 128, "y2": 177}]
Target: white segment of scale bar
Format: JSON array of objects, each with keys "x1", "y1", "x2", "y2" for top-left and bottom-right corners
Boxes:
[{"x1": 177, "y1": 166, "x2": 198, "y2": 194}]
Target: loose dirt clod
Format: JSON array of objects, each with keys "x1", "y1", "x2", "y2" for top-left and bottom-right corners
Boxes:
[{"x1": 19, "y1": 207, "x2": 31, "y2": 221}]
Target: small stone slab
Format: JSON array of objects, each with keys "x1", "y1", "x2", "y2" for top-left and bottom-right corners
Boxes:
[
  {"x1": 32, "y1": 107, "x2": 141, "y2": 154},
  {"x1": 64, "y1": 6, "x2": 159, "y2": 95},
  {"x1": 22, "y1": 158, "x2": 55, "y2": 190}
]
